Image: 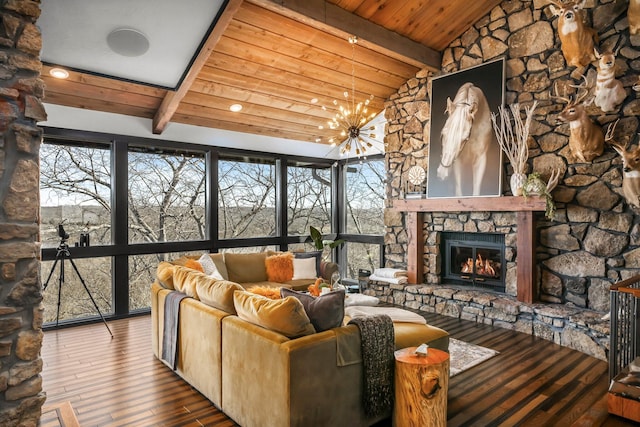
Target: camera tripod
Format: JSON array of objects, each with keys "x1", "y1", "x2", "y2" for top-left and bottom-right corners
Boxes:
[{"x1": 43, "y1": 236, "x2": 113, "y2": 337}]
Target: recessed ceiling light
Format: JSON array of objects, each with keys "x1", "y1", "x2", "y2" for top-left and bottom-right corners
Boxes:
[
  {"x1": 229, "y1": 104, "x2": 243, "y2": 112},
  {"x1": 310, "y1": 98, "x2": 318, "y2": 104},
  {"x1": 49, "y1": 67, "x2": 69, "y2": 79},
  {"x1": 107, "y1": 28, "x2": 150, "y2": 57}
]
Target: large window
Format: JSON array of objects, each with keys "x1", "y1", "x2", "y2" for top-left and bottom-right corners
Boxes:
[
  {"x1": 128, "y1": 149, "x2": 206, "y2": 244},
  {"x1": 40, "y1": 142, "x2": 111, "y2": 248},
  {"x1": 345, "y1": 161, "x2": 385, "y2": 234},
  {"x1": 342, "y1": 159, "x2": 385, "y2": 279},
  {"x1": 41, "y1": 256, "x2": 112, "y2": 323},
  {"x1": 287, "y1": 162, "x2": 332, "y2": 236},
  {"x1": 218, "y1": 156, "x2": 276, "y2": 239},
  {"x1": 40, "y1": 130, "x2": 386, "y2": 327}
]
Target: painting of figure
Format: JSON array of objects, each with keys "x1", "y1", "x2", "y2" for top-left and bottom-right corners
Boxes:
[{"x1": 428, "y1": 58, "x2": 504, "y2": 198}]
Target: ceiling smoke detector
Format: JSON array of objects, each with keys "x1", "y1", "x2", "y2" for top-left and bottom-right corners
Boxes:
[{"x1": 106, "y1": 28, "x2": 150, "y2": 57}]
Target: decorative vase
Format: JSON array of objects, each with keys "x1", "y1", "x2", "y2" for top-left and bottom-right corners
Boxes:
[{"x1": 510, "y1": 172, "x2": 527, "y2": 196}]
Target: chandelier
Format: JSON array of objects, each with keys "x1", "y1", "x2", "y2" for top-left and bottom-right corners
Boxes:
[{"x1": 316, "y1": 36, "x2": 386, "y2": 158}]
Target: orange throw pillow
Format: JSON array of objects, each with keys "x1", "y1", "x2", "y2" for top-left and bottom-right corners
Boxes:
[
  {"x1": 247, "y1": 285, "x2": 282, "y2": 300},
  {"x1": 184, "y1": 258, "x2": 204, "y2": 273},
  {"x1": 265, "y1": 252, "x2": 294, "y2": 282}
]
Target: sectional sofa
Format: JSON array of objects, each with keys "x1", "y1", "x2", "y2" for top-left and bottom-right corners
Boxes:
[{"x1": 151, "y1": 252, "x2": 449, "y2": 427}]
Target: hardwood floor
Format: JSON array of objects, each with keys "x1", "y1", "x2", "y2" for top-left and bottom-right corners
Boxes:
[{"x1": 41, "y1": 313, "x2": 637, "y2": 426}]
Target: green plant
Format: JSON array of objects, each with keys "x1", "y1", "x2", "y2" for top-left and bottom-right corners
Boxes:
[
  {"x1": 522, "y1": 172, "x2": 556, "y2": 220},
  {"x1": 309, "y1": 226, "x2": 345, "y2": 251}
]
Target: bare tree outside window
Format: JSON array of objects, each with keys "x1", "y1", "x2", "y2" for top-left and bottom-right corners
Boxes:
[
  {"x1": 128, "y1": 151, "x2": 206, "y2": 244},
  {"x1": 40, "y1": 144, "x2": 111, "y2": 248},
  {"x1": 344, "y1": 159, "x2": 385, "y2": 277},
  {"x1": 287, "y1": 164, "x2": 332, "y2": 236},
  {"x1": 218, "y1": 158, "x2": 276, "y2": 239}
]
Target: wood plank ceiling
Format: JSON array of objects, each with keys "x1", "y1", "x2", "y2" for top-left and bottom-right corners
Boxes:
[{"x1": 41, "y1": 0, "x2": 502, "y2": 145}]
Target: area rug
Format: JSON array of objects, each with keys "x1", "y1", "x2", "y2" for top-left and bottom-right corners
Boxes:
[
  {"x1": 41, "y1": 401, "x2": 80, "y2": 427},
  {"x1": 448, "y1": 338, "x2": 499, "y2": 377}
]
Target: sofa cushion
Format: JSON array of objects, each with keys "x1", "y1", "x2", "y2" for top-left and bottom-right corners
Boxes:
[
  {"x1": 172, "y1": 265, "x2": 201, "y2": 298},
  {"x1": 156, "y1": 261, "x2": 175, "y2": 289},
  {"x1": 292, "y1": 257, "x2": 317, "y2": 280},
  {"x1": 233, "y1": 290, "x2": 316, "y2": 338},
  {"x1": 294, "y1": 251, "x2": 322, "y2": 276},
  {"x1": 281, "y1": 288, "x2": 345, "y2": 332},
  {"x1": 265, "y1": 252, "x2": 294, "y2": 282},
  {"x1": 197, "y1": 278, "x2": 243, "y2": 314},
  {"x1": 225, "y1": 252, "x2": 268, "y2": 283}
]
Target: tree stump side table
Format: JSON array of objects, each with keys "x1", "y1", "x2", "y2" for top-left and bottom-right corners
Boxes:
[{"x1": 393, "y1": 346, "x2": 449, "y2": 427}]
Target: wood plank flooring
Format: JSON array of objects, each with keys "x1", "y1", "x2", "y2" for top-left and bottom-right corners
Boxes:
[{"x1": 41, "y1": 313, "x2": 637, "y2": 426}]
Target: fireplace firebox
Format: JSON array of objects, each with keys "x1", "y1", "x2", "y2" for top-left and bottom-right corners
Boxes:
[{"x1": 441, "y1": 232, "x2": 505, "y2": 293}]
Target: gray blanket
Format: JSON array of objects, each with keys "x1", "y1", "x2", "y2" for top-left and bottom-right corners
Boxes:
[
  {"x1": 348, "y1": 314, "x2": 395, "y2": 418},
  {"x1": 161, "y1": 291, "x2": 189, "y2": 370}
]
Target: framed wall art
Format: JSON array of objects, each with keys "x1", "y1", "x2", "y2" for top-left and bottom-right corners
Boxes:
[{"x1": 427, "y1": 57, "x2": 505, "y2": 198}]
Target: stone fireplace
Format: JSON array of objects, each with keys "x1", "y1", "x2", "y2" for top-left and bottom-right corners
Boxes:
[{"x1": 441, "y1": 231, "x2": 506, "y2": 293}]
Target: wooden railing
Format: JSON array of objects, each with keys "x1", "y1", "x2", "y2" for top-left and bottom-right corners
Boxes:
[{"x1": 391, "y1": 196, "x2": 547, "y2": 303}]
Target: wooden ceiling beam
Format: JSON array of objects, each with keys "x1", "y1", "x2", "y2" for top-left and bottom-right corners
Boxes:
[
  {"x1": 248, "y1": 0, "x2": 441, "y2": 70},
  {"x1": 152, "y1": 0, "x2": 244, "y2": 135}
]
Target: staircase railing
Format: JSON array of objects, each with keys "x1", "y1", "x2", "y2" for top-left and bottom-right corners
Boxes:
[{"x1": 610, "y1": 275, "x2": 640, "y2": 379}]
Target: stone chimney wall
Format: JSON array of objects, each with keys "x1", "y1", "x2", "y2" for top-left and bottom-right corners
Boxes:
[
  {"x1": 384, "y1": 0, "x2": 640, "y2": 314},
  {"x1": 0, "y1": 0, "x2": 47, "y2": 426}
]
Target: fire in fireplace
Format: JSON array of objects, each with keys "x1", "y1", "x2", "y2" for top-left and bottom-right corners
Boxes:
[{"x1": 441, "y1": 232, "x2": 505, "y2": 292}]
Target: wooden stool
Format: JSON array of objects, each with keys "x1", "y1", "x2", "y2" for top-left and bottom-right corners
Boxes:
[{"x1": 393, "y1": 346, "x2": 449, "y2": 427}]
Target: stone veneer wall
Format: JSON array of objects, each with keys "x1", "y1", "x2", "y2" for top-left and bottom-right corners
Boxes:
[
  {"x1": 0, "y1": 0, "x2": 47, "y2": 426},
  {"x1": 385, "y1": 0, "x2": 640, "y2": 315}
]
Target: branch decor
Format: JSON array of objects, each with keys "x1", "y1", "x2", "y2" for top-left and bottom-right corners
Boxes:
[{"x1": 490, "y1": 101, "x2": 538, "y2": 196}]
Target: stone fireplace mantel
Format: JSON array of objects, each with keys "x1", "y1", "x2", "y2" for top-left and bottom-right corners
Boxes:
[{"x1": 392, "y1": 196, "x2": 547, "y2": 303}]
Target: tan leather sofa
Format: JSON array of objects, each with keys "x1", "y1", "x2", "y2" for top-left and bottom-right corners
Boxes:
[{"x1": 151, "y1": 252, "x2": 449, "y2": 427}]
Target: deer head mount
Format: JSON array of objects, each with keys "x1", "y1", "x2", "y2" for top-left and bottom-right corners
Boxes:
[
  {"x1": 593, "y1": 46, "x2": 626, "y2": 112},
  {"x1": 551, "y1": 80, "x2": 604, "y2": 163},
  {"x1": 606, "y1": 119, "x2": 640, "y2": 208},
  {"x1": 549, "y1": 0, "x2": 597, "y2": 68}
]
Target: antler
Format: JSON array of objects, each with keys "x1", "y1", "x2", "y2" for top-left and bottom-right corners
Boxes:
[
  {"x1": 570, "y1": 74, "x2": 591, "y2": 104},
  {"x1": 605, "y1": 119, "x2": 620, "y2": 144},
  {"x1": 550, "y1": 81, "x2": 572, "y2": 104}
]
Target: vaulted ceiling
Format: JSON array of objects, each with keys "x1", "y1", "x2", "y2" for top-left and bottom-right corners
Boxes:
[{"x1": 40, "y1": 0, "x2": 502, "y2": 148}]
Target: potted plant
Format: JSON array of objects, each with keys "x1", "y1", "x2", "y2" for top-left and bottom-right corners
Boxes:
[
  {"x1": 521, "y1": 171, "x2": 560, "y2": 220},
  {"x1": 309, "y1": 226, "x2": 345, "y2": 252}
]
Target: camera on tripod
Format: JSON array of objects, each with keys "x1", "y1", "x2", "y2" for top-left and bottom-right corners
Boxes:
[
  {"x1": 58, "y1": 222, "x2": 90, "y2": 247},
  {"x1": 58, "y1": 223, "x2": 69, "y2": 241}
]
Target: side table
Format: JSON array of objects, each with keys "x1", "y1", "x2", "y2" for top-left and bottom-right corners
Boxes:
[{"x1": 393, "y1": 346, "x2": 449, "y2": 427}]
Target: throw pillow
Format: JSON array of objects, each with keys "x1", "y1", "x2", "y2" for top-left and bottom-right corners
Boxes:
[
  {"x1": 294, "y1": 251, "x2": 322, "y2": 277},
  {"x1": 184, "y1": 258, "x2": 204, "y2": 273},
  {"x1": 198, "y1": 253, "x2": 224, "y2": 280},
  {"x1": 281, "y1": 288, "x2": 345, "y2": 332},
  {"x1": 233, "y1": 290, "x2": 316, "y2": 338},
  {"x1": 196, "y1": 278, "x2": 243, "y2": 314},
  {"x1": 225, "y1": 252, "x2": 268, "y2": 283},
  {"x1": 247, "y1": 285, "x2": 282, "y2": 300},
  {"x1": 292, "y1": 257, "x2": 317, "y2": 280},
  {"x1": 265, "y1": 252, "x2": 294, "y2": 282}
]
